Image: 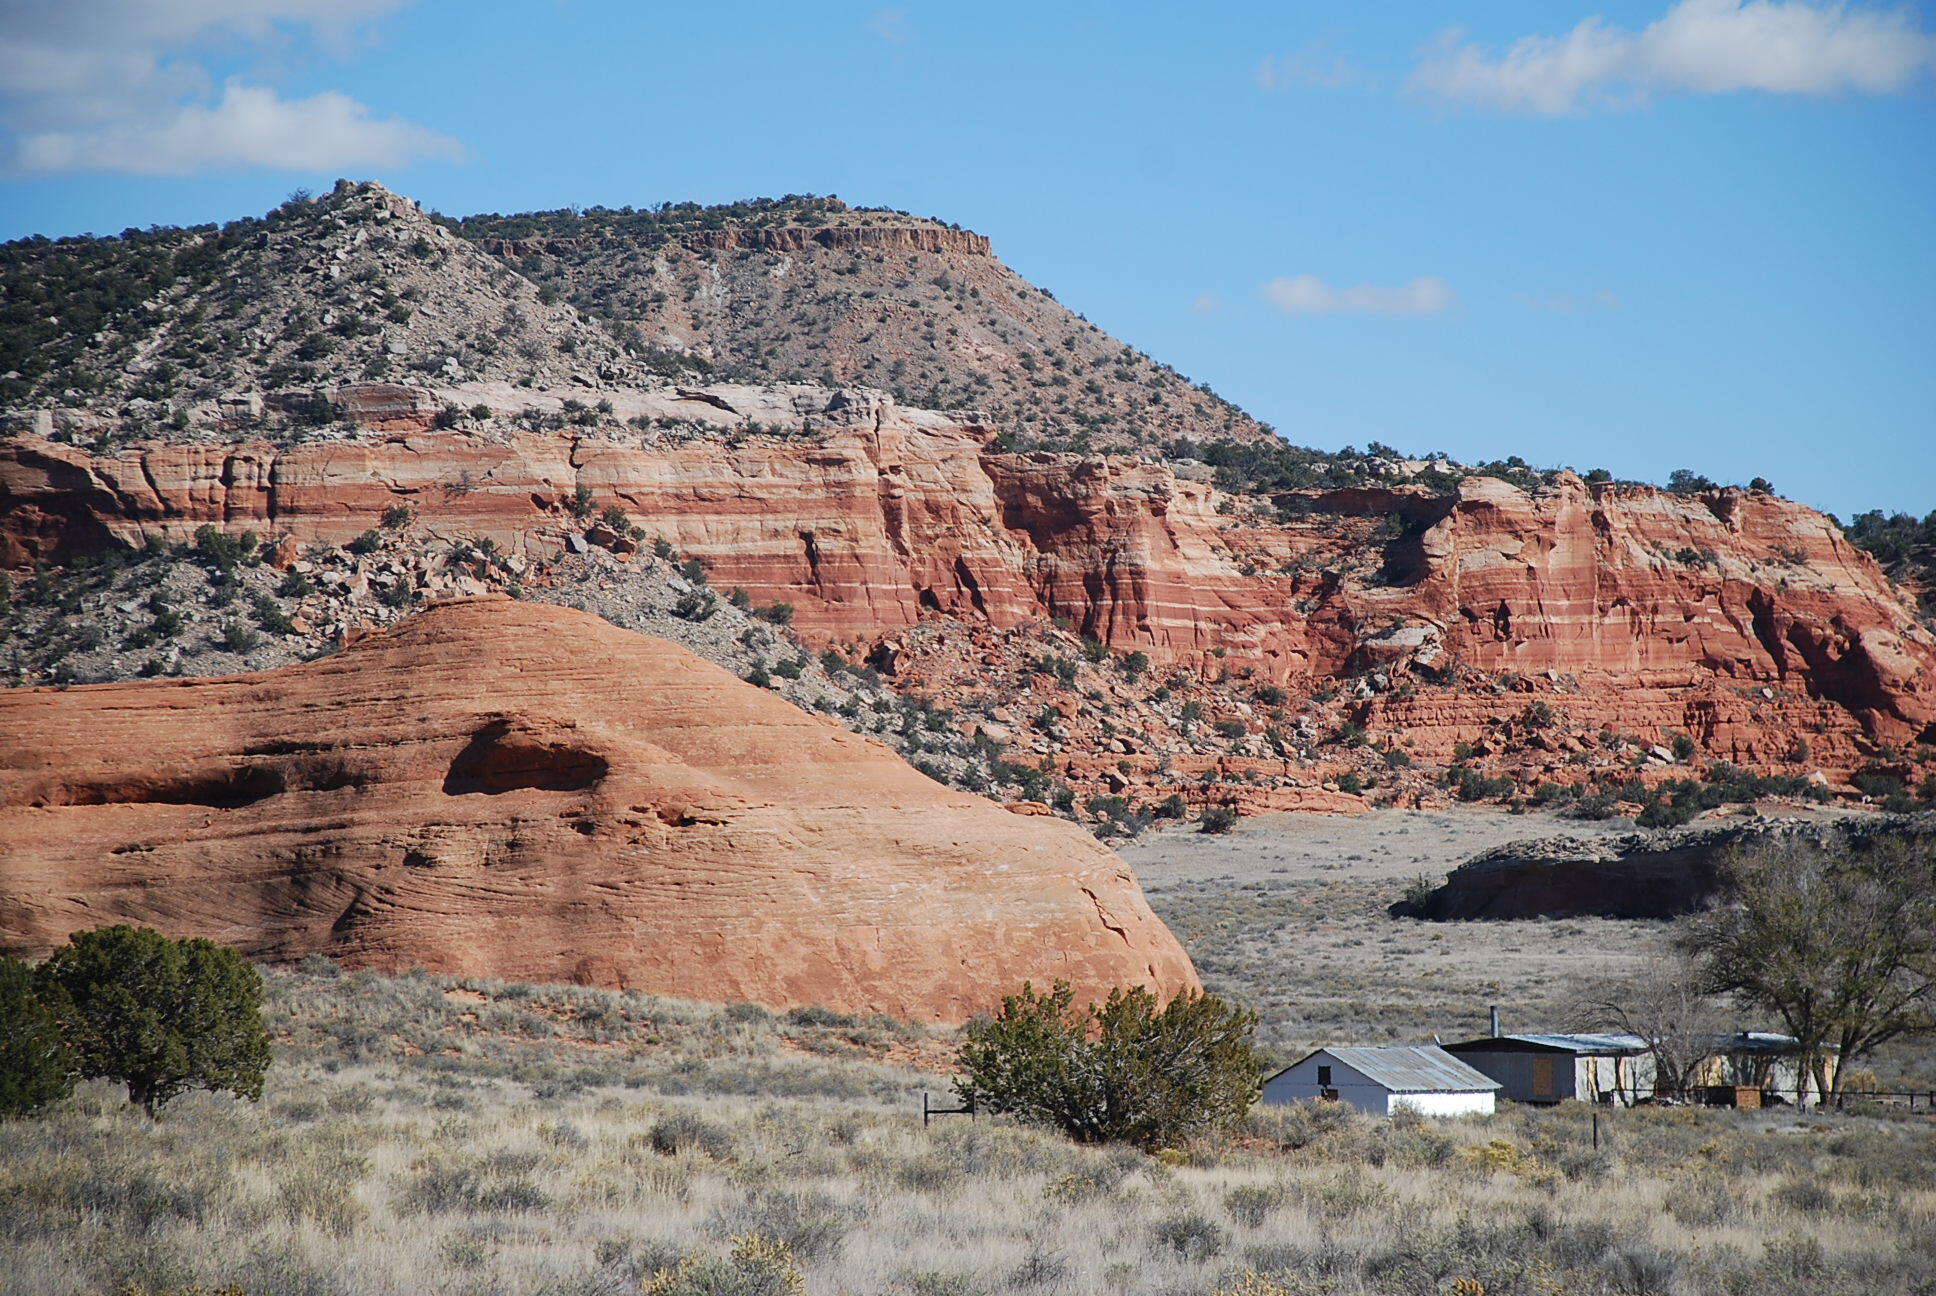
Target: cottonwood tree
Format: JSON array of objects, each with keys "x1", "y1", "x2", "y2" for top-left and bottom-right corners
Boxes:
[
  {"x1": 36, "y1": 926, "x2": 271, "y2": 1117},
  {"x1": 954, "y1": 981, "x2": 1261, "y2": 1149},
  {"x1": 1572, "y1": 950, "x2": 1726, "y2": 1099},
  {"x1": 1685, "y1": 835, "x2": 1936, "y2": 1103}
]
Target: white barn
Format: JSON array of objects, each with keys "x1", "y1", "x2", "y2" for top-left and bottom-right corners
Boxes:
[{"x1": 1262, "y1": 1045, "x2": 1501, "y2": 1117}]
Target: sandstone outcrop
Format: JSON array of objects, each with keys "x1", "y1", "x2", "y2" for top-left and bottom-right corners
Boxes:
[
  {"x1": 5, "y1": 405, "x2": 1929, "y2": 776},
  {"x1": 1405, "y1": 811, "x2": 1935, "y2": 921},
  {"x1": 0, "y1": 597, "x2": 1198, "y2": 1021}
]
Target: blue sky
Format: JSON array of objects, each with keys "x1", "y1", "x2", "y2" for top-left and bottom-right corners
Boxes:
[{"x1": 2, "y1": 1, "x2": 1931, "y2": 520}]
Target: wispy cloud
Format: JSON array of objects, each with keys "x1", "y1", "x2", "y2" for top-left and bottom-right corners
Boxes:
[
  {"x1": 0, "y1": 1, "x2": 460, "y2": 175},
  {"x1": 1255, "y1": 45, "x2": 1361, "y2": 92},
  {"x1": 1408, "y1": 0, "x2": 1936, "y2": 115},
  {"x1": 1189, "y1": 292, "x2": 1225, "y2": 315},
  {"x1": 870, "y1": 9, "x2": 911, "y2": 44},
  {"x1": 1263, "y1": 274, "x2": 1453, "y2": 316}
]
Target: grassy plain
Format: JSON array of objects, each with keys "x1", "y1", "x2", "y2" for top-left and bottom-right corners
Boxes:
[{"x1": 4, "y1": 807, "x2": 1933, "y2": 1295}]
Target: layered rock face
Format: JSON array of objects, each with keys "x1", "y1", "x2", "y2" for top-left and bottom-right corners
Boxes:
[
  {"x1": 0, "y1": 598, "x2": 1198, "y2": 1021},
  {"x1": 4, "y1": 403, "x2": 1929, "y2": 771}
]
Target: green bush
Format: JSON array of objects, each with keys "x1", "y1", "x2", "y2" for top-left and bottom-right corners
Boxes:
[
  {"x1": 219, "y1": 621, "x2": 261, "y2": 653},
  {"x1": 0, "y1": 955, "x2": 76, "y2": 1117},
  {"x1": 1200, "y1": 808, "x2": 1238, "y2": 834},
  {"x1": 36, "y1": 926, "x2": 271, "y2": 1116},
  {"x1": 954, "y1": 981, "x2": 1261, "y2": 1150}
]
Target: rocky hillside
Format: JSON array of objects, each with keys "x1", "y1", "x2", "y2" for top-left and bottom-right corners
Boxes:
[
  {"x1": 0, "y1": 181, "x2": 635, "y2": 417},
  {"x1": 447, "y1": 195, "x2": 1270, "y2": 450}
]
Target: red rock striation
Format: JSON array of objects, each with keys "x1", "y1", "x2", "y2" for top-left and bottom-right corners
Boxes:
[
  {"x1": 2, "y1": 406, "x2": 1930, "y2": 778},
  {"x1": 0, "y1": 598, "x2": 1197, "y2": 1021}
]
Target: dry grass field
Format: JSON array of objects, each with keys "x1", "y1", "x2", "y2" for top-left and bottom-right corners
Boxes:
[
  {"x1": 1126, "y1": 808, "x2": 1667, "y2": 1058},
  {"x1": 4, "y1": 807, "x2": 1933, "y2": 1295}
]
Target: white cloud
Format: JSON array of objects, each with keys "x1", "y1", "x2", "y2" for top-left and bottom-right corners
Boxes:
[
  {"x1": 0, "y1": 0, "x2": 459, "y2": 174},
  {"x1": 1190, "y1": 292, "x2": 1225, "y2": 314},
  {"x1": 1409, "y1": 0, "x2": 1936, "y2": 114},
  {"x1": 15, "y1": 81, "x2": 460, "y2": 176},
  {"x1": 1263, "y1": 274, "x2": 1453, "y2": 316},
  {"x1": 870, "y1": 9, "x2": 911, "y2": 44}
]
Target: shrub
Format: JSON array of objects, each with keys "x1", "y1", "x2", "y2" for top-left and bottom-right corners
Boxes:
[
  {"x1": 758, "y1": 602, "x2": 794, "y2": 626},
  {"x1": 647, "y1": 1111, "x2": 736, "y2": 1159},
  {"x1": 252, "y1": 595, "x2": 295, "y2": 635},
  {"x1": 35, "y1": 925, "x2": 270, "y2": 1116},
  {"x1": 0, "y1": 955, "x2": 76, "y2": 1117},
  {"x1": 1222, "y1": 1184, "x2": 1284, "y2": 1229},
  {"x1": 219, "y1": 621, "x2": 261, "y2": 653},
  {"x1": 643, "y1": 1234, "x2": 804, "y2": 1296},
  {"x1": 673, "y1": 592, "x2": 718, "y2": 622},
  {"x1": 954, "y1": 981, "x2": 1261, "y2": 1149},
  {"x1": 380, "y1": 504, "x2": 412, "y2": 529},
  {"x1": 346, "y1": 529, "x2": 383, "y2": 556},
  {"x1": 712, "y1": 1190, "x2": 850, "y2": 1264},
  {"x1": 1150, "y1": 1210, "x2": 1227, "y2": 1261},
  {"x1": 1200, "y1": 808, "x2": 1238, "y2": 834},
  {"x1": 192, "y1": 525, "x2": 258, "y2": 573},
  {"x1": 276, "y1": 570, "x2": 314, "y2": 598}
]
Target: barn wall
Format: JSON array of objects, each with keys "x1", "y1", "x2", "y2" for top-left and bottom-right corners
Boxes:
[
  {"x1": 1262, "y1": 1057, "x2": 1390, "y2": 1116},
  {"x1": 1449, "y1": 1049, "x2": 1562, "y2": 1103},
  {"x1": 1387, "y1": 1090, "x2": 1494, "y2": 1117}
]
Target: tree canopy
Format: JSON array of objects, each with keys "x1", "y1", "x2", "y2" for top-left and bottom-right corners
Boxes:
[
  {"x1": 0, "y1": 956, "x2": 77, "y2": 1118},
  {"x1": 1685, "y1": 834, "x2": 1936, "y2": 1102},
  {"x1": 36, "y1": 925, "x2": 271, "y2": 1117}
]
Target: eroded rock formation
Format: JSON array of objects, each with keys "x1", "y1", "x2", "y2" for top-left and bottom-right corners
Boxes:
[
  {"x1": 4, "y1": 397, "x2": 1929, "y2": 777},
  {"x1": 0, "y1": 597, "x2": 1198, "y2": 1020}
]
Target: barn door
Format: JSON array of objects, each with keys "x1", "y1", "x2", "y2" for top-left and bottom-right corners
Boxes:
[{"x1": 1532, "y1": 1056, "x2": 1557, "y2": 1099}]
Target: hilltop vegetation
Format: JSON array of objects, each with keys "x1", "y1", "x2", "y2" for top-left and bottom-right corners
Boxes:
[{"x1": 1846, "y1": 509, "x2": 1936, "y2": 620}]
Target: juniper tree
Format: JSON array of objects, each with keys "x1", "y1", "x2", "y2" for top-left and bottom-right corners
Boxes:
[{"x1": 36, "y1": 926, "x2": 271, "y2": 1117}]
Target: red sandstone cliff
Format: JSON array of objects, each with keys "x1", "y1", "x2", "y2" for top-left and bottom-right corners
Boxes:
[
  {"x1": 4, "y1": 405, "x2": 1928, "y2": 776},
  {"x1": 0, "y1": 598, "x2": 1198, "y2": 1021}
]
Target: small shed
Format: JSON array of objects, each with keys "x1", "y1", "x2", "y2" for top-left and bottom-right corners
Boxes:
[
  {"x1": 1442, "y1": 1033, "x2": 1653, "y2": 1106},
  {"x1": 1262, "y1": 1045, "x2": 1500, "y2": 1117}
]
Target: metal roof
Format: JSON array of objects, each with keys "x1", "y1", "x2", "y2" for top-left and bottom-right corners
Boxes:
[
  {"x1": 1293, "y1": 1045, "x2": 1502, "y2": 1093},
  {"x1": 1712, "y1": 1031, "x2": 1809, "y2": 1054},
  {"x1": 1445, "y1": 1033, "x2": 1651, "y2": 1056}
]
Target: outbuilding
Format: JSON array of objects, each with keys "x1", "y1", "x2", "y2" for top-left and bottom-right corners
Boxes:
[
  {"x1": 1262, "y1": 1045, "x2": 1501, "y2": 1117},
  {"x1": 1442, "y1": 1032, "x2": 1654, "y2": 1106}
]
